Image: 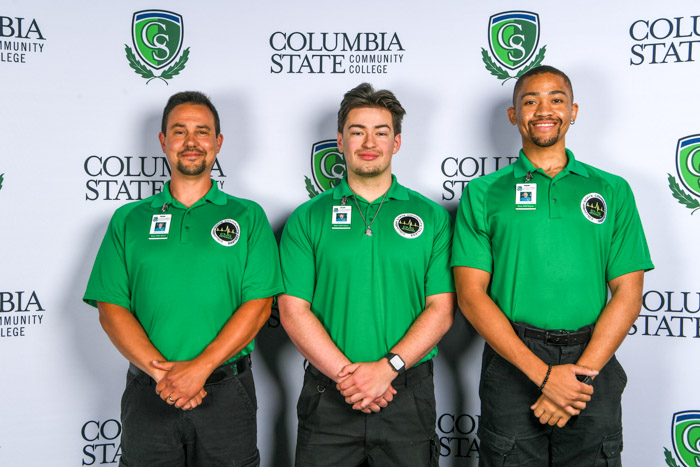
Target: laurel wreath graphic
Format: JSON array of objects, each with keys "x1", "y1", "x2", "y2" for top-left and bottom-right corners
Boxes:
[
  {"x1": 664, "y1": 447, "x2": 681, "y2": 467},
  {"x1": 0, "y1": 173, "x2": 4, "y2": 191},
  {"x1": 481, "y1": 45, "x2": 547, "y2": 85},
  {"x1": 304, "y1": 176, "x2": 320, "y2": 199},
  {"x1": 668, "y1": 173, "x2": 700, "y2": 214},
  {"x1": 124, "y1": 45, "x2": 190, "y2": 84}
]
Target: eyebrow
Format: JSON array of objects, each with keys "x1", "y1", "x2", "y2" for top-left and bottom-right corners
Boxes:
[
  {"x1": 520, "y1": 90, "x2": 568, "y2": 100},
  {"x1": 347, "y1": 123, "x2": 391, "y2": 130},
  {"x1": 170, "y1": 123, "x2": 212, "y2": 130}
]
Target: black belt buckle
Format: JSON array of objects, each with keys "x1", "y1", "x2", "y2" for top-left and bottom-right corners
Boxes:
[{"x1": 544, "y1": 330, "x2": 570, "y2": 346}]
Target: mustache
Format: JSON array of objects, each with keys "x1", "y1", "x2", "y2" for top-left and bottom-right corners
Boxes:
[{"x1": 178, "y1": 147, "x2": 205, "y2": 156}]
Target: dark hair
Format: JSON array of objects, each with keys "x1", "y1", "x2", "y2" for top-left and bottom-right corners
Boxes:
[
  {"x1": 337, "y1": 83, "x2": 406, "y2": 135},
  {"x1": 161, "y1": 91, "x2": 221, "y2": 135},
  {"x1": 512, "y1": 65, "x2": 574, "y2": 106}
]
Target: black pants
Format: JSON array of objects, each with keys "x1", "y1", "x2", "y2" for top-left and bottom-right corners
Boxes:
[
  {"x1": 295, "y1": 361, "x2": 440, "y2": 466},
  {"x1": 119, "y1": 360, "x2": 259, "y2": 467},
  {"x1": 477, "y1": 326, "x2": 626, "y2": 467}
]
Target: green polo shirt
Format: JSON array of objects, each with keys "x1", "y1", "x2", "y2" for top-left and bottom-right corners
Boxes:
[
  {"x1": 84, "y1": 180, "x2": 284, "y2": 362},
  {"x1": 280, "y1": 176, "x2": 454, "y2": 363},
  {"x1": 452, "y1": 150, "x2": 653, "y2": 330}
]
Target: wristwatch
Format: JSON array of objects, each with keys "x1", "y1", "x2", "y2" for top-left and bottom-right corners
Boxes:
[{"x1": 385, "y1": 353, "x2": 406, "y2": 374}]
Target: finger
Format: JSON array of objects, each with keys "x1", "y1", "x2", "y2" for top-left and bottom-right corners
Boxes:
[
  {"x1": 573, "y1": 366, "x2": 599, "y2": 377},
  {"x1": 338, "y1": 363, "x2": 360, "y2": 378},
  {"x1": 373, "y1": 397, "x2": 388, "y2": 408},
  {"x1": 538, "y1": 413, "x2": 552, "y2": 425},
  {"x1": 151, "y1": 360, "x2": 174, "y2": 371},
  {"x1": 557, "y1": 417, "x2": 570, "y2": 428}
]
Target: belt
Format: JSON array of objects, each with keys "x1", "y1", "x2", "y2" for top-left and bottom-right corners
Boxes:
[
  {"x1": 305, "y1": 359, "x2": 433, "y2": 389},
  {"x1": 512, "y1": 321, "x2": 593, "y2": 346},
  {"x1": 128, "y1": 354, "x2": 251, "y2": 385}
]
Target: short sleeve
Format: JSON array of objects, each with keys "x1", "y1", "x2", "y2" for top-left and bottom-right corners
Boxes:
[
  {"x1": 451, "y1": 180, "x2": 494, "y2": 273},
  {"x1": 241, "y1": 204, "x2": 285, "y2": 302},
  {"x1": 279, "y1": 206, "x2": 317, "y2": 303},
  {"x1": 424, "y1": 207, "x2": 456, "y2": 296},
  {"x1": 606, "y1": 179, "x2": 654, "y2": 281},
  {"x1": 83, "y1": 210, "x2": 132, "y2": 310}
]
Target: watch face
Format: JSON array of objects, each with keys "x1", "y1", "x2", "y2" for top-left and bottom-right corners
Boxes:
[{"x1": 389, "y1": 354, "x2": 404, "y2": 370}]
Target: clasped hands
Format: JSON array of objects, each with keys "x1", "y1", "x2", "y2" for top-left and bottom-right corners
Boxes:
[
  {"x1": 335, "y1": 360, "x2": 398, "y2": 414},
  {"x1": 530, "y1": 364, "x2": 598, "y2": 427},
  {"x1": 151, "y1": 360, "x2": 210, "y2": 411}
]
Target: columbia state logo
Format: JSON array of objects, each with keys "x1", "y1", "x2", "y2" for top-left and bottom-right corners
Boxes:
[
  {"x1": 305, "y1": 140, "x2": 346, "y2": 198},
  {"x1": 664, "y1": 411, "x2": 700, "y2": 467},
  {"x1": 394, "y1": 213, "x2": 424, "y2": 238},
  {"x1": 124, "y1": 10, "x2": 190, "y2": 84},
  {"x1": 212, "y1": 219, "x2": 240, "y2": 246},
  {"x1": 581, "y1": 193, "x2": 606, "y2": 224},
  {"x1": 481, "y1": 11, "x2": 547, "y2": 84},
  {"x1": 668, "y1": 134, "x2": 700, "y2": 215}
]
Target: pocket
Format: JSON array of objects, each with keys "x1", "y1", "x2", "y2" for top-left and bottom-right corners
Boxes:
[
  {"x1": 594, "y1": 431, "x2": 623, "y2": 466},
  {"x1": 296, "y1": 372, "x2": 324, "y2": 422},
  {"x1": 476, "y1": 425, "x2": 519, "y2": 467}
]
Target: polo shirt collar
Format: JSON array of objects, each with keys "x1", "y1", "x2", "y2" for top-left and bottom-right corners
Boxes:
[
  {"x1": 512, "y1": 148, "x2": 589, "y2": 179},
  {"x1": 150, "y1": 179, "x2": 227, "y2": 209},
  {"x1": 332, "y1": 175, "x2": 410, "y2": 202}
]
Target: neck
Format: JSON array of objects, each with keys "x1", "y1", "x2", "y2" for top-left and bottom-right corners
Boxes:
[
  {"x1": 522, "y1": 140, "x2": 568, "y2": 178},
  {"x1": 169, "y1": 175, "x2": 213, "y2": 208},
  {"x1": 347, "y1": 172, "x2": 393, "y2": 203}
]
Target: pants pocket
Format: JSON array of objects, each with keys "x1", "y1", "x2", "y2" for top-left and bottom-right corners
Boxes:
[
  {"x1": 595, "y1": 431, "x2": 623, "y2": 467},
  {"x1": 477, "y1": 425, "x2": 519, "y2": 467}
]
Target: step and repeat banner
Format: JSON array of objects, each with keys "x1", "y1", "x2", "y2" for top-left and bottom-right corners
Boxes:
[{"x1": 1, "y1": 1, "x2": 698, "y2": 466}]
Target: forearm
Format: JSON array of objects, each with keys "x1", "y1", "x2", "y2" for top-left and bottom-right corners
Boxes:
[
  {"x1": 97, "y1": 301, "x2": 166, "y2": 380},
  {"x1": 193, "y1": 297, "x2": 273, "y2": 373},
  {"x1": 576, "y1": 271, "x2": 644, "y2": 372},
  {"x1": 455, "y1": 268, "x2": 549, "y2": 386},
  {"x1": 390, "y1": 292, "x2": 455, "y2": 368},
  {"x1": 278, "y1": 294, "x2": 350, "y2": 382}
]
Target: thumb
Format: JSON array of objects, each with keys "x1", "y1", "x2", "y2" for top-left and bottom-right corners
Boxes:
[
  {"x1": 151, "y1": 360, "x2": 174, "y2": 371},
  {"x1": 572, "y1": 365, "x2": 599, "y2": 377},
  {"x1": 338, "y1": 362, "x2": 359, "y2": 378}
]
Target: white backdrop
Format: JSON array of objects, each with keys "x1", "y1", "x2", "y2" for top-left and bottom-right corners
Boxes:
[{"x1": 1, "y1": 1, "x2": 699, "y2": 466}]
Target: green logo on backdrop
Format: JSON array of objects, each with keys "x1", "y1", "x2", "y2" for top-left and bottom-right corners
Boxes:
[
  {"x1": 482, "y1": 11, "x2": 546, "y2": 84},
  {"x1": 669, "y1": 135, "x2": 700, "y2": 214},
  {"x1": 304, "y1": 140, "x2": 346, "y2": 199},
  {"x1": 664, "y1": 411, "x2": 700, "y2": 466},
  {"x1": 124, "y1": 10, "x2": 189, "y2": 84},
  {"x1": 0, "y1": 173, "x2": 4, "y2": 191}
]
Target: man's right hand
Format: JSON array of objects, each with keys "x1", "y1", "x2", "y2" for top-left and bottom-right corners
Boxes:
[{"x1": 540, "y1": 364, "x2": 597, "y2": 415}]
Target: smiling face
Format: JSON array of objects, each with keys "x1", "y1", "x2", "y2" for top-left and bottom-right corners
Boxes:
[
  {"x1": 337, "y1": 106, "x2": 401, "y2": 181},
  {"x1": 158, "y1": 103, "x2": 223, "y2": 179},
  {"x1": 507, "y1": 72, "x2": 578, "y2": 151}
]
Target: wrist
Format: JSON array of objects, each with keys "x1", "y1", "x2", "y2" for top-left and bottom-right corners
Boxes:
[{"x1": 385, "y1": 352, "x2": 406, "y2": 375}]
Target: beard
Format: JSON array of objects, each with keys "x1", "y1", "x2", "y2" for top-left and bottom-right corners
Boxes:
[
  {"x1": 177, "y1": 157, "x2": 208, "y2": 176},
  {"x1": 528, "y1": 120, "x2": 562, "y2": 148}
]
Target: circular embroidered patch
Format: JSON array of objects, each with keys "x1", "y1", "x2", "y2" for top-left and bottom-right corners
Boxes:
[
  {"x1": 211, "y1": 219, "x2": 240, "y2": 246},
  {"x1": 581, "y1": 193, "x2": 607, "y2": 224},
  {"x1": 394, "y1": 213, "x2": 424, "y2": 238}
]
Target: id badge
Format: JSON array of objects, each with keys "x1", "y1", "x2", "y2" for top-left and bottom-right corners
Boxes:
[
  {"x1": 149, "y1": 214, "x2": 171, "y2": 239},
  {"x1": 515, "y1": 183, "x2": 537, "y2": 210},
  {"x1": 331, "y1": 206, "x2": 352, "y2": 229}
]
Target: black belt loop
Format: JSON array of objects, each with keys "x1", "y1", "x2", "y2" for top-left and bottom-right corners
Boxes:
[{"x1": 511, "y1": 321, "x2": 593, "y2": 346}]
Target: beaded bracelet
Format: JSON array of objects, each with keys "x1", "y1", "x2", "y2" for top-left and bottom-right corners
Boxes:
[{"x1": 538, "y1": 364, "x2": 552, "y2": 391}]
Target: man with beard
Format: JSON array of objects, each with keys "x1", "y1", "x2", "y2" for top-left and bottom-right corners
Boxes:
[
  {"x1": 279, "y1": 83, "x2": 454, "y2": 466},
  {"x1": 452, "y1": 66, "x2": 653, "y2": 465},
  {"x1": 84, "y1": 91, "x2": 283, "y2": 466}
]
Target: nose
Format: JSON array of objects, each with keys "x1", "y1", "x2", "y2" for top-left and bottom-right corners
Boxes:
[
  {"x1": 535, "y1": 100, "x2": 553, "y2": 116},
  {"x1": 362, "y1": 132, "x2": 376, "y2": 148}
]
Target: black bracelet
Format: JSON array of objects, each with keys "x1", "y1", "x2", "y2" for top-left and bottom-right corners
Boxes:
[{"x1": 538, "y1": 364, "x2": 552, "y2": 391}]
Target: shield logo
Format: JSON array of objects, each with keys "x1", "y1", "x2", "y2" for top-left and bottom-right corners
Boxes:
[
  {"x1": 672, "y1": 411, "x2": 700, "y2": 467},
  {"x1": 311, "y1": 140, "x2": 346, "y2": 192},
  {"x1": 676, "y1": 135, "x2": 700, "y2": 197},
  {"x1": 488, "y1": 11, "x2": 540, "y2": 70},
  {"x1": 131, "y1": 10, "x2": 183, "y2": 70}
]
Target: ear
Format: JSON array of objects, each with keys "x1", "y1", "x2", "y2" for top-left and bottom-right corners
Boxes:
[
  {"x1": 570, "y1": 103, "x2": 579, "y2": 123},
  {"x1": 336, "y1": 132, "x2": 343, "y2": 153},
  {"x1": 216, "y1": 133, "x2": 224, "y2": 153},
  {"x1": 158, "y1": 132, "x2": 166, "y2": 152},
  {"x1": 393, "y1": 133, "x2": 402, "y2": 154},
  {"x1": 507, "y1": 107, "x2": 517, "y2": 125}
]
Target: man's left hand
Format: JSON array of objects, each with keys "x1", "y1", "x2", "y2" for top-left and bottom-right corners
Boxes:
[
  {"x1": 152, "y1": 360, "x2": 211, "y2": 410},
  {"x1": 336, "y1": 360, "x2": 397, "y2": 410},
  {"x1": 530, "y1": 394, "x2": 573, "y2": 427}
]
